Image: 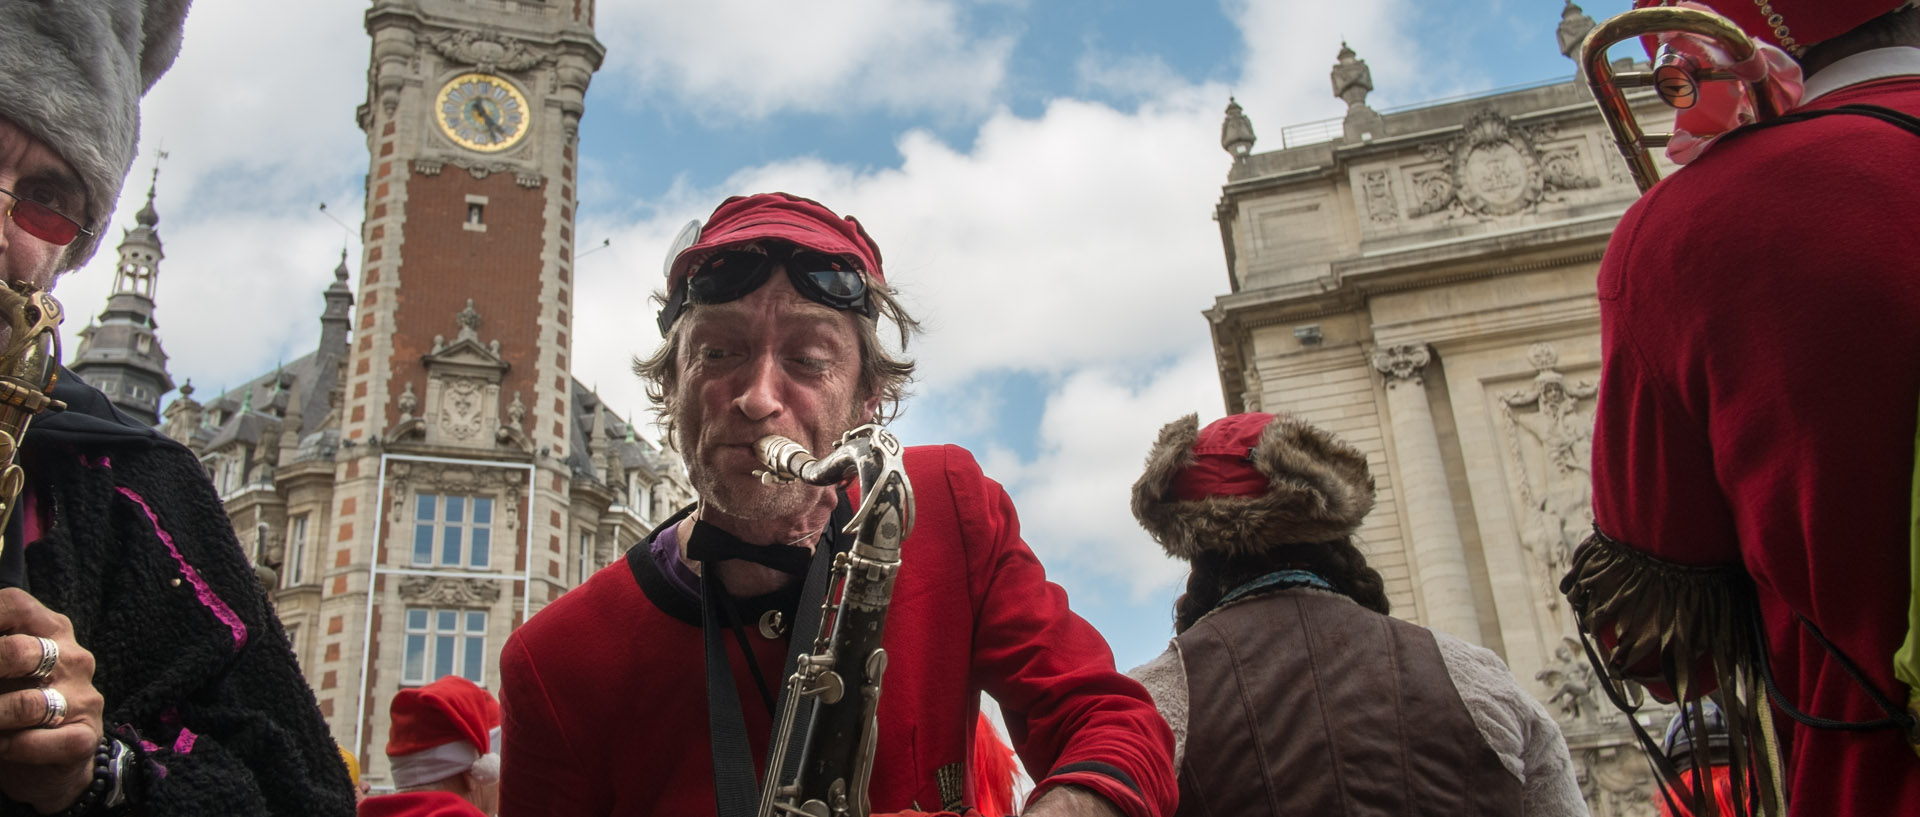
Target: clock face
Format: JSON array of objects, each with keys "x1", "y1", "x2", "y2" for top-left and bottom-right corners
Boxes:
[{"x1": 436, "y1": 73, "x2": 530, "y2": 152}]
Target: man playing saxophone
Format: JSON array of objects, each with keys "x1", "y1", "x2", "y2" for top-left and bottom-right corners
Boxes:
[
  {"x1": 1563, "y1": 1, "x2": 1920, "y2": 813},
  {"x1": 498, "y1": 192, "x2": 1175, "y2": 817},
  {"x1": 0, "y1": 2, "x2": 356, "y2": 815}
]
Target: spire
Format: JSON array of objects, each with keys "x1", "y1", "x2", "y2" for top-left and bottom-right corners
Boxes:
[
  {"x1": 134, "y1": 166, "x2": 160, "y2": 228},
  {"x1": 70, "y1": 149, "x2": 174, "y2": 427}
]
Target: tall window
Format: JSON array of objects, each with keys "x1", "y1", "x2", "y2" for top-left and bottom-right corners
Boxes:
[
  {"x1": 413, "y1": 493, "x2": 494, "y2": 569},
  {"x1": 402, "y1": 607, "x2": 488, "y2": 686},
  {"x1": 576, "y1": 531, "x2": 595, "y2": 585},
  {"x1": 283, "y1": 515, "x2": 309, "y2": 587}
]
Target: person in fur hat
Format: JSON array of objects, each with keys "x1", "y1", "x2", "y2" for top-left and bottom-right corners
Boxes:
[
  {"x1": 0, "y1": 1, "x2": 354, "y2": 815},
  {"x1": 1126, "y1": 412, "x2": 1584, "y2": 816},
  {"x1": 360, "y1": 677, "x2": 501, "y2": 817}
]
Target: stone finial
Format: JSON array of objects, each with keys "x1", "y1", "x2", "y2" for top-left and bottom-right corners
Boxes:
[
  {"x1": 1558, "y1": 2, "x2": 1597, "y2": 60},
  {"x1": 334, "y1": 249, "x2": 350, "y2": 282},
  {"x1": 398, "y1": 381, "x2": 418, "y2": 419},
  {"x1": 1331, "y1": 43, "x2": 1373, "y2": 109},
  {"x1": 455, "y1": 299, "x2": 481, "y2": 342},
  {"x1": 1221, "y1": 97, "x2": 1257, "y2": 160}
]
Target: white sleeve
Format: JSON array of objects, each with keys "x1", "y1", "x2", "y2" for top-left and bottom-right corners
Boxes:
[
  {"x1": 1431, "y1": 630, "x2": 1589, "y2": 817},
  {"x1": 1125, "y1": 641, "x2": 1188, "y2": 769}
]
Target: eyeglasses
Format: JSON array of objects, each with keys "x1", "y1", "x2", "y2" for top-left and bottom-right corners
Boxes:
[
  {"x1": 657, "y1": 242, "x2": 872, "y2": 335},
  {"x1": 0, "y1": 185, "x2": 92, "y2": 247}
]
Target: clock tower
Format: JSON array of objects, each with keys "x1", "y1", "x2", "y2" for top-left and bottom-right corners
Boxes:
[{"x1": 326, "y1": 0, "x2": 603, "y2": 776}]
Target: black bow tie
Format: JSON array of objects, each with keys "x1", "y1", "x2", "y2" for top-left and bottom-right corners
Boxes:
[{"x1": 685, "y1": 521, "x2": 817, "y2": 576}]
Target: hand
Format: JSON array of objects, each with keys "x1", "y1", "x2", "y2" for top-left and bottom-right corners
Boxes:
[{"x1": 0, "y1": 588, "x2": 104, "y2": 814}]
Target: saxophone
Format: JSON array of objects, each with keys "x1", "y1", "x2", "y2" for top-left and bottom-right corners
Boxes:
[
  {"x1": 0, "y1": 283, "x2": 65, "y2": 585},
  {"x1": 750, "y1": 424, "x2": 914, "y2": 817}
]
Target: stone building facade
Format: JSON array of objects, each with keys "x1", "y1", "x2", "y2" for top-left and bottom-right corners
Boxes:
[
  {"x1": 1207, "y1": 7, "x2": 1676, "y2": 815},
  {"x1": 128, "y1": 0, "x2": 693, "y2": 787}
]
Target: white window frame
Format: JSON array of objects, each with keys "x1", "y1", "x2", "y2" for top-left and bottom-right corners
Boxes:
[
  {"x1": 576, "y1": 530, "x2": 594, "y2": 585},
  {"x1": 283, "y1": 514, "x2": 309, "y2": 588},
  {"x1": 401, "y1": 607, "x2": 488, "y2": 686},
  {"x1": 411, "y1": 493, "x2": 496, "y2": 570}
]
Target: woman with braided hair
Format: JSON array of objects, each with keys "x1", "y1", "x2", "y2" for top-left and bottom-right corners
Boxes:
[{"x1": 1125, "y1": 412, "x2": 1584, "y2": 816}]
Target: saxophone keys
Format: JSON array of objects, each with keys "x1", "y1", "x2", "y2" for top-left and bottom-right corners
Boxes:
[{"x1": 803, "y1": 670, "x2": 845, "y2": 705}]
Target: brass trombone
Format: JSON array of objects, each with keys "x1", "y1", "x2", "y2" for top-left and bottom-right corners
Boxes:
[{"x1": 1581, "y1": 5, "x2": 1785, "y2": 192}]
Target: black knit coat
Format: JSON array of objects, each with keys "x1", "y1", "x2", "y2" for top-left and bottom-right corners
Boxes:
[{"x1": 1, "y1": 371, "x2": 354, "y2": 816}]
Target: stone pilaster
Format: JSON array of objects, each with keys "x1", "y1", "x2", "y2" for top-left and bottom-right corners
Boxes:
[{"x1": 1371, "y1": 343, "x2": 1482, "y2": 644}]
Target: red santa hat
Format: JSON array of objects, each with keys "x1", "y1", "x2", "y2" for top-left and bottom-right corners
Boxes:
[
  {"x1": 1634, "y1": 0, "x2": 1914, "y2": 54},
  {"x1": 386, "y1": 676, "x2": 502, "y2": 789}
]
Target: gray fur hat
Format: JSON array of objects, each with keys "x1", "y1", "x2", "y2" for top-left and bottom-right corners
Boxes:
[
  {"x1": 1131, "y1": 412, "x2": 1375, "y2": 561},
  {"x1": 0, "y1": 0, "x2": 192, "y2": 269}
]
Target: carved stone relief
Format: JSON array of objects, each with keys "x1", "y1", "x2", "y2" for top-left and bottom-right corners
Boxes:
[
  {"x1": 1360, "y1": 169, "x2": 1398, "y2": 224},
  {"x1": 1496, "y1": 342, "x2": 1598, "y2": 609},
  {"x1": 1404, "y1": 110, "x2": 1603, "y2": 221},
  {"x1": 1369, "y1": 343, "x2": 1432, "y2": 387},
  {"x1": 413, "y1": 155, "x2": 544, "y2": 186},
  {"x1": 417, "y1": 301, "x2": 512, "y2": 450},
  {"x1": 386, "y1": 461, "x2": 524, "y2": 534},
  {"x1": 398, "y1": 575, "x2": 503, "y2": 607},
  {"x1": 439, "y1": 377, "x2": 487, "y2": 441},
  {"x1": 428, "y1": 30, "x2": 549, "y2": 74}
]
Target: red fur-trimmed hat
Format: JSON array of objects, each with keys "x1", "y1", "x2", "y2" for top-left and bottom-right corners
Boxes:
[
  {"x1": 386, "y1": 676, "x2": 501, "y2": 788},
  {"x1": 1633, "y1": 0, "x2": 1914, "y2": 54},
  {"x1": 665, "y1": 192, "x2": 885, "y2": 295},
  {"x1": 1132, "y1": 413, "x2": 1375, "y2": 561}
]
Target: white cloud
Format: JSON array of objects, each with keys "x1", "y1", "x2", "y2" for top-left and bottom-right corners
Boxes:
[
  {"x1": 596, "y1": 0, "x2": 1015, "y2": 120},
  {"x1": 1224, "y1": 0, "x2": 1430, "y2": 138},
  {"x1": 60, "y1": 2, "x2": 369, "y2": 399},
  {"x1": 1075, "y1": 50, "x2": 1191, "y2": 103},
  {"x1": 983, "y1": 350, "x2": 1225, "y2": 600}
]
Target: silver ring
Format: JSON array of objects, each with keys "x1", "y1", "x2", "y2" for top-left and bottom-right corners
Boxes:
[
  {"x1": 28, "y1": 636, "x2": 57, "y2": 683},
  {"x1": 38, "y1": 686, "x2": 66, "y2": 728}
]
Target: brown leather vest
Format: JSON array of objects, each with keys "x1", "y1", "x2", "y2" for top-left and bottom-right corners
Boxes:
[{"x1": 1173, "y1": 590, "x2": 1523, "y2": 816}]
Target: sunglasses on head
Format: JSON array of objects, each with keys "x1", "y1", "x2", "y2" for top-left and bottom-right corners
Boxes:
[
  {"x1": 656, "y1": 242, "x2": 873, "y2": 335},
  {"x1": 0, "y1": 185, "x2": 91, "y2": 247}
]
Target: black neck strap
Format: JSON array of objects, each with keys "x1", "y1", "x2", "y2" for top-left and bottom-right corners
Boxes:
[{"x1": 703, "y1": 495, "x2": 851, "y2": 817}]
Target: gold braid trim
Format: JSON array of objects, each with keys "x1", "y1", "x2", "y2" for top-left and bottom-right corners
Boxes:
[{"x1": 1561, "y1": 527, "x2": 1787, "y2": 817}]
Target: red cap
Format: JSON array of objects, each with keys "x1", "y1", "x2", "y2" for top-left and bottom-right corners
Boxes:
[
  {"x1": 1169, "y1": 413, "x2": 1275, "y2": 502},
  {"x1": 666, "y1": 192, "x2": 885, "y2": 296},
  {"x1": 386, "y1": 676, "x2": 499, "y2": 758},
  {"x1": 1634, "y1": 0, "x2": 1910, "y2": 52}
]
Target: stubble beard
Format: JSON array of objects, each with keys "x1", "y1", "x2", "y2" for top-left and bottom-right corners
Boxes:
[{"x1": 674, "y1": 400, "x2": 867, "y2": 529}]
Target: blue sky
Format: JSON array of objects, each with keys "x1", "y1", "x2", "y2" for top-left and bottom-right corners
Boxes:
[{"x1": 63, "y1": 0, "x2": 1633, "y2": 673}]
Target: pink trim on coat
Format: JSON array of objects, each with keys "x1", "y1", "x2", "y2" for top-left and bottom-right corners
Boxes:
[{"x1": 115, "y1": 487, "x2": 248, "y2": 652}]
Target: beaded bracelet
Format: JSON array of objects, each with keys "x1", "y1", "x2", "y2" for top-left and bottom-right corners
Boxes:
[{"x1": 50, "y1": 736, "x2": 128, "y2": 817}]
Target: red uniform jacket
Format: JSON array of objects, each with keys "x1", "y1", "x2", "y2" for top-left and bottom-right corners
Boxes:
[
  {"x1": 357, "y1": 791, "x2": 486, "y2": 817},
  {"x1": 498, "y1": 445, "x2": 1175, "y2": 817},
  {"x1": 1592, "y1": 76, "x2": 1920, "y2": 813}
]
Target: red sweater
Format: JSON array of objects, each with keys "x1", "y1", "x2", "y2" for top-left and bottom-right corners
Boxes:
[
  {"x1": 1592, "y1": 77, "x2": 1920, "y2": 813},
  {"x1": 498, "y1": 445, "x2": 1175, "y2": 817}
]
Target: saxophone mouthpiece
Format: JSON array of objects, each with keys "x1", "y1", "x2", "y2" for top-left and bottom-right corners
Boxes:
[{"x1": 752, "y1": 435, "x2": 814, "y2": 483}]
